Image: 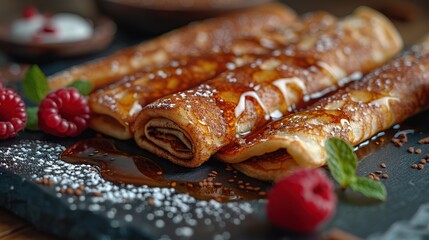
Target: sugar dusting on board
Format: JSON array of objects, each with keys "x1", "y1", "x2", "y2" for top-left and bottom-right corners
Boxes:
[
  {"x1": 0, "y1": 140, "x2": 262, "y2": 239},
  {"x1": 60, "y1": 138, "x2": 267, "y2": 202},
  {"x1": 368, "y1": 203, "x2": 429, "y2": 240}
]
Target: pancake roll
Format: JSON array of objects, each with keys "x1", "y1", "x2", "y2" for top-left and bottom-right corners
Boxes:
[
  {"x1": 133, "y1": 7, "x2": 402, "y2": 167},
  {"x1": 47, "y1": 3, "x2": 297, "y2": 90},
  {"x1": 221, "y1": 36, "x2": 429, "y2": 181}
]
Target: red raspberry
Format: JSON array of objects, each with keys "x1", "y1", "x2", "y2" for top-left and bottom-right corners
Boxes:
[
  {"x1": 0, "y1": 88, "x2": 27, "y2": 139},
  {"x1": 267, "y1": 168, "x2": 336, "y2": 233},
  {"x1": 23, "y1": 5, "x2": 38, "y2": 19},
  {"x1": 38, "y1": 88, "x2": 90, "y2": 137},
  {"x1": 41, "y1": 24, "x2": 56, "y2": 34}
]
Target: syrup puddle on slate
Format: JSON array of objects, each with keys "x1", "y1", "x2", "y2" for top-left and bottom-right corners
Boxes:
[
  {"x1": 61, "y1": 137, "x2": 267, "y2": 202},
  {"x1": 355, "y1": 109, "x2": 429, "y2": 160}
]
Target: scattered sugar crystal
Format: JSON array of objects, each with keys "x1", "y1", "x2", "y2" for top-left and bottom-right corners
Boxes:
[
  {"x1": 0, "y1": 140, "x2": 261, "y2": 239},
  {"x1": 147, "y1": 213, "x2": 155, "y2": 221},
  {"x1": 175, "y1": 227, "x2": 194, "y2": 237},
  {"x1": 155, "y1": 219, "x2": 165, "y2": 228},
  {"x1": 110, "y1": 220, "x2": 120, "y2": 228},
  {"x1": 124, "y1": 214, "x2": 133, "y2": 222}
]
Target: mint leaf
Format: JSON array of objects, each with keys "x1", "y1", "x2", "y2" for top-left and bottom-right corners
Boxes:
[
  {"x1": 23, "y1": 65, "x2": 49, "y2": 103},
  {"x1": 350, "y1": 177, "x2": 387, "y2": 201},
  {"x1": 67, "y1": 80, "x2": 93, "y2": 96},
  {"x1": 25, "y1": 106, "x2": 39, "y2": 131},
  {"x1": 325, "y1": 137, "x2": 387, "y2": 201},
  {"x1": 325, "y1": 137, "x2": 357, "y2": 187}
]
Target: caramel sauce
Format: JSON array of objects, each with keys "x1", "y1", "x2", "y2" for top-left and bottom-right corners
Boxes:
[{"x1": 61, "y1": 137, "x2": 267, "y2": 202}]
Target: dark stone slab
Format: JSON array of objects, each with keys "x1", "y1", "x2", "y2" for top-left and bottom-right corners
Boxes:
[{"x1": 1, "y1": 111, "x2": 429, "y2": 239}]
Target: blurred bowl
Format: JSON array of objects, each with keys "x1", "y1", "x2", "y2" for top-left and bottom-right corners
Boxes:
[
  {"x1": 96, "y1": 0, "x2": 273, "y2": 35},
  {"x1": 0, "y1": 16, "x2": 116, "y2": 62}
]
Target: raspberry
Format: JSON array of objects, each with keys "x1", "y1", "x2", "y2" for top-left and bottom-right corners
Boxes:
[
  {"x1": 23, "y1": 5, "x2": 38, "y2": 19},
  {"x1": 38, "y1": 88, "x2": 90, "y2": 137},
  {"x1": 41, "y1": 24, "x2": 56, "y2": 33},
  {"x1": 0, "y1": 88, "x2": 27, "y2": 139},
  {"x1": 267, "y1": 168, "x2": 336, "y2": 233}
]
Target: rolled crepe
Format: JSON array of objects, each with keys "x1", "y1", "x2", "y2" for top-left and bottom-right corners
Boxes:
[
  {"x1": 89, "y1": 12, "x2": 338, "y2": 140},
  {"x1": 222, "y1": 36, "x2": 429, "y2": 182},
  {"x1": 47, "y1": 3, "x2": 297, "y2": 91},
  {"x1": 133, "y1": 7, "x2": 402, "y2": 168},
  {"x1": 89, "y1": 53, "x2": 245, "y2": 139}
]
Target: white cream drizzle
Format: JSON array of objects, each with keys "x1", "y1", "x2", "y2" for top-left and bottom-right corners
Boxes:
[
  {"x1": 317, "y1": 61, "x2": 346, "y2": 80},
  {"x1": 270, "y1": 110, "x2": 283, "y2": 120},
  {"x1": 340, "y1": 119, "x2": 350, "y2": 127},
  {"x1": 234, "y1": 91, "x2": 270, "y2": 120},
  {"x1": 369, "y1": 96, "x2": 399, "y2": 110},
  {"x1": 338, "y1": 71, "x2": 362, "y2": 86},
  {"x1": 371, "y1": 131, "x2": 385, "y2": 141},
  {"x1": 394, "y1": 129, "x2": 414, "y2": 138},
  {"x1": 305, "y1": 85, "x2": 337, "y2": 102},
  {"x1": 358, "y1": 140, "x2": 370, "y2": 147},
  {"x1": 340, "y1": 118, "x2": 353, "y2": 132},
  {"x1": 128, "y1": 101, "x2": 142, "y2": 116},
  {"x1": 272, "y1": 77, "x2": 307, "y2": 110}
]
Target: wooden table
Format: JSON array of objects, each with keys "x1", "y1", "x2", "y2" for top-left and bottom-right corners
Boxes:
[{"x1": 0, "y1": 209, "x2": 55, "y2": 240}]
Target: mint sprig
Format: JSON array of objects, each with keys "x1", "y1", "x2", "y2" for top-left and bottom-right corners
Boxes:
[
  {"x1": 23, "y1": 65, "x2": 93, "y2": 99},
  {"x1": 67, "y1": 79, "x2": 93, "y2": 96},
  {"x1": 23, "y1": 65, "x2": 49, "y2": 103},
  {"x1": 350, "y1": 177, "x2": 387, "y2": 201},
  {"x1": 326, "y1": 137, "x2": 387, "y2": 201},
  {"x1": 22, "y1": 65, "x2": 93, "y2": 131},
  {"x1": 25, "y1": 106, "x2": 39, "y2": 131}
]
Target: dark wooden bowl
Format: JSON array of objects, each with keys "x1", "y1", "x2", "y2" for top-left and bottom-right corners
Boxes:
[{"x1": 0, "y1": 16, "x2": 116, "y2": 62}]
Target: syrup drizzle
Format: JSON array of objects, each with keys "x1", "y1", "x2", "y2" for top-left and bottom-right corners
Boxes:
[
  {"x1": 369, "y1": 96, "x2": 399, "y2": 110},
  {"x1": 61, "y1": 138, "x2": 267, "y2": 202}
]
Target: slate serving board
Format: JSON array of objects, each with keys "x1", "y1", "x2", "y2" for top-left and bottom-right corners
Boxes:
[{"x1": 1, "y1": 108, "x2": 429, "y2": 240}]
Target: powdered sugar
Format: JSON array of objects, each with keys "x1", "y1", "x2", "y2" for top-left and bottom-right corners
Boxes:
[{"x1": 0, "y1": 139, "x2": 263, "y2": 239}]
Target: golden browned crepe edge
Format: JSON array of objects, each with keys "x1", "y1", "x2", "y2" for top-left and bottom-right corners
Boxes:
[
  {"x1": 47, "y1": 3, "x2": 297, "y2": 91},
  {"x1": 352, "y1": 6, "x2": 403, "y2": 64},
  {"x1": 226, "y1": 148, "x2": 303, "y2": 182},
  {"x1": 229, "y1": 135, "x2": 328, "y2": 182},
  {"x1": 232, "y1": 155, "x2": 300, "y2": 182},
  {"x1": 219, "y1": 133, "x2": 327, "y2": 166},
  {"x1": 89, "y1": 113, "x2": 133, "y2": 140}
]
